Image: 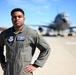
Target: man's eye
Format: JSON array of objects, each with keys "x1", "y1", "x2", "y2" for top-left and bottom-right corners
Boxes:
[
  {"x1": 18, "y1": 16, "x2": 22, "y2": 18},
  {"x1": 13, "y1": 16, "x2": 22, "y2": 18}
]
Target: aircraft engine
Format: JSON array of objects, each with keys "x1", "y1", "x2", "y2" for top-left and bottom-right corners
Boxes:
[{"x1": 38, "y1": 27, "x2": 43, "y2": 32}]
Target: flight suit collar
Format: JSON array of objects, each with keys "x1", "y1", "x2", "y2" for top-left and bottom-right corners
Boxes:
[
  {"x1": 12, "y1": 24, "x2": 26, "y2": 35},
  {"x1": 21, "y1": 24, "x2": 26, "y2": 32}
]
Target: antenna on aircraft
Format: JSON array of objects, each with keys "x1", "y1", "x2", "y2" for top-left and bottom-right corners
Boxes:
[{"x1": 56, "y1": 5, "x2": 59, "y2": 14}]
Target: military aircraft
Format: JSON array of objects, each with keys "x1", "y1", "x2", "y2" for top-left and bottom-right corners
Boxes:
[{"x1": 29, "y1": 12, "x2": 76, "y2": 36}]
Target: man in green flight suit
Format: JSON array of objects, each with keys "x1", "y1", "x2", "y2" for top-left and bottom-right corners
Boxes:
[{"x1": 0, "y1": 8, "x2": 51, "y2": 75}]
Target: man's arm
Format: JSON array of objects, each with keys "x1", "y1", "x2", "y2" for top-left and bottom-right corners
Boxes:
[
  {"x1": 0, "y1": 46, "x2": 7, "y2": 71},
  {"x1": 0, "y1": 46, "x2": 5, "y2": 63},
  {"x1": 22, "y1": 30, "x2": 50, "y2": 73},
  {"x1": 33, "y1": 32, "x2": 51, "y2": 67},
  {"x1": 0, "y1": 33, "x2": 6, "y2": 71}
]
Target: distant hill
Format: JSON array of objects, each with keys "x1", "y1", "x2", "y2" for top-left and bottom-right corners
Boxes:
[{"x1": 0, "y1": 27, "x2": 7, "y2": 32}]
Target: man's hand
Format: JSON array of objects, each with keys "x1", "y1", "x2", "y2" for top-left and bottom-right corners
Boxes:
[
  {"x1": 1, "y1": 62, "x2": 7, "y2": 71},
  {"x1": 22, "y1": 64, "x2": 38, "y2": 73}
]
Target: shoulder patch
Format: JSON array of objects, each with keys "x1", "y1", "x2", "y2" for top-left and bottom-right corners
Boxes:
[{"x1": 36, "y1": 31, "x2": 42, "y2": 38}]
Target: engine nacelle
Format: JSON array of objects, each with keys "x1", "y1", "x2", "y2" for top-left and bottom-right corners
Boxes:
[{"x1": 38, "y1": 27, "x2": 43, "y2": 32}]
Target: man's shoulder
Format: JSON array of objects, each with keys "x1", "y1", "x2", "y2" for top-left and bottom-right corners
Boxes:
[
  {"x1": 1, "y1": 27, "x2": 12, "y2": 35},
  {"x1": 25, "y1": 25, "x2": 37, "y2": 34},
  {"x1": 25, "y1": 26, "x2": 42, "y2": 38}
]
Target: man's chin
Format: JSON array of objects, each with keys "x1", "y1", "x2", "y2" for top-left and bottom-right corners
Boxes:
[{"x1": 15, "y1": 25, "x2": 23, "y2": 28}]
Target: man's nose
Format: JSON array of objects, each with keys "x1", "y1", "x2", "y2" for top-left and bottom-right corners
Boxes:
[{"x1": 15, "y1": 16, "x2": 20, "y2": 20}]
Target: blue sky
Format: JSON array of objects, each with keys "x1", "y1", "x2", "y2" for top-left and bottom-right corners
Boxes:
[{"x1": 0, "y1": 0, "x2": 76, "y2": 28}]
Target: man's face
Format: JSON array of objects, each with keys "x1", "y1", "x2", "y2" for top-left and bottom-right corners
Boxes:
[{"x1": 11, "y1": 11, "x2": 25, "y2": 28}]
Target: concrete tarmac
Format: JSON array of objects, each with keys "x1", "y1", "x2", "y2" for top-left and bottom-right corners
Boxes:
[{"x1": 0, "y1": 35, "x2": 76, "y2": 75}]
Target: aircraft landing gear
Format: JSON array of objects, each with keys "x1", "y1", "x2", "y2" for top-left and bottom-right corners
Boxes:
[
  {"x1": 45, "y1": 33, "x2": 50, "y2": 36},
  {"x1": 68, "y1": 33, "x2": 72, "y2": 36},
  {"x1": 57, "y1": 33, "x2": 64, "y2": 37}
]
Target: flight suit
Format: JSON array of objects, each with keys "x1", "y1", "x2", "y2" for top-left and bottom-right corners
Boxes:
[{"x1": 0, "y1": 25, "x2": 50, "y2": 75}]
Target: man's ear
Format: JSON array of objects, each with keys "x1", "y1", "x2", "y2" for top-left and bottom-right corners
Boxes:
[
  {"x1": 24, "y1": 17, "x2": 26, "y2": 21},
  {"x1": 11, "y1": 18, "x2": 12, "y2": 20}
]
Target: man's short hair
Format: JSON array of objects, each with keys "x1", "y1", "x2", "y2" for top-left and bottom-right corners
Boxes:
[{"x1": 11, "y1": 8, "x2": 25, "y2": 16}]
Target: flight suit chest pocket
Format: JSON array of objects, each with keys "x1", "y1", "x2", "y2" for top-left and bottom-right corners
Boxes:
[{"x1": 16, "y1": 36, "x2": 30, "y2": 49}]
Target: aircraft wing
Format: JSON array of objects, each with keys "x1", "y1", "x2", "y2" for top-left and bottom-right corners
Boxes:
[
  {"x1": 28, "y1": 25, "x2": 50, "y2": 27},
  {"x1": 28, "y1": 24, "x2": 56, "y2": 30},
  {"x1": 69, "y1": 26, "x2": 76, "y2": 29}
]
